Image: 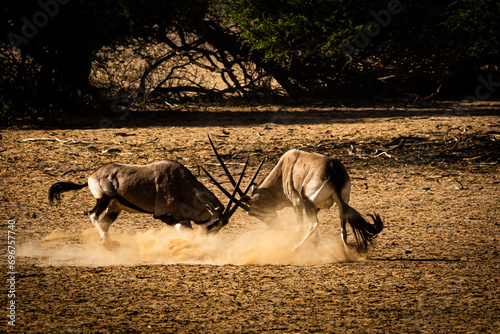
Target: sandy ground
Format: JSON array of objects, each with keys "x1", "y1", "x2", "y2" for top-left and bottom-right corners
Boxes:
[{"x1": 1, "y1": 100, "x2": 499, "y2": 333}]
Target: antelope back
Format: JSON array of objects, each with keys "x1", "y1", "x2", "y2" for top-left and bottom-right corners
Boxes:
[
  {"x1": 89, "y1": 161, "x2": 223, "y2": 222},
  {"x1": 252, "y1": 149, "x2": 350, "y2": 210}
]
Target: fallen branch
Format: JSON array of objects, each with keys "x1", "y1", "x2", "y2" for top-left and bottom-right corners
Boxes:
[
  {"x1": 205, "y1": 162, "x2": 247, "y2": 167},
  {"x1": 374, "y1": 151, "x2": 392, "y2": 158},
  {"x1": 424, "y1": 83, "x2": 443, "y2": 100},
  {"x1": 61, "y1": 169, "x2": 76, "y2": 176}
]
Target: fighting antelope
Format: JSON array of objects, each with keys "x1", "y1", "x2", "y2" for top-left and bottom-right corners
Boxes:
[
  {"x1": 48, "y1": 159, "x2": 246, "y2": 250},
  {"x1": 205, "y1": 141, "x2": 383, "y2": 251}
]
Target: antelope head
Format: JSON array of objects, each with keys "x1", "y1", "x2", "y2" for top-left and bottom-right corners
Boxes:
[
  {"x1": 201, "y1": 134, "x2": 266, "y2": 228},
  {"x1": 204, "y1": 204, "x2": 225, "y2": 234}
]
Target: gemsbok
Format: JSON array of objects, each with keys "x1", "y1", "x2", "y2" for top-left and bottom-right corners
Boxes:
[
  {"x1": 48, "y1": 159, "x2": 248, "y2": 250},
  {"x1": 204, "y1": 141, "x2": 384, "y2": 252}
]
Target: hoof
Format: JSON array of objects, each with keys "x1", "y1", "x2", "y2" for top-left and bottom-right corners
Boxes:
[
  {"x1": 356, "y1": 245, "x2": 368, "y2": 255},
  {"x1": 102, "y1": 238, "x2": 120, "y2": 251}
]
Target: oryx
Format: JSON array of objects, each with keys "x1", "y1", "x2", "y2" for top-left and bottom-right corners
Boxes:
[
  {"x1": 48, "y1": 159, "x2": 243, "y2": 250},
  {"x1": 204, "y1": 140, "x2": 384, "y2": 252}
]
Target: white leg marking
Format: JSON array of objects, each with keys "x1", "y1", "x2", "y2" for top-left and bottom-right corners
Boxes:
[
  {"x1": 174, "y1": 220, "x2": 193, "y2": 234},
  {"x1": 341, "y1": 227, "x2": 348, "y2": 251},
  {"x1": 174, "y1": 223, "x2": 186, "y2": 234},
  {"x1": 293, "y1": 220, "x2": 319, "y2": 252},
  {"x1": 90, "y1": 212, "x2": 107, "y2": 240}
]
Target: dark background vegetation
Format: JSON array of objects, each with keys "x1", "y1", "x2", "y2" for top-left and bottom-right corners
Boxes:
[{"x1": 1, "y1": 0, "x2": 499, "y2": 123}]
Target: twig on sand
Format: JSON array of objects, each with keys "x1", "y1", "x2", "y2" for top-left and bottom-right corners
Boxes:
[
  {"x1": 20, "y1": 138, "x2": 77, "y2": 144},
  {"x1": 352, "y1": 177, "x2": 372, "y2": 181},
  {"x1": 454, "y1": 178, "x2": 467, "y2": 190}
]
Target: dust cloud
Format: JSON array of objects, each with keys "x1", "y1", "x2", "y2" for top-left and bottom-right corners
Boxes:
[{"x1": 20, "y1": 225, "x2": 365, "y2": 267}]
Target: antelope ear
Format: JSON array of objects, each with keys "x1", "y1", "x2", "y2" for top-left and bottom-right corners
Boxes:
[{"x1": 206, "y1": 204, "x2": 214, "y2": 215}]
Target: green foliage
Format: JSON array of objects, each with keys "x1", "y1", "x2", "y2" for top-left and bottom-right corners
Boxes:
[
  {"x1": 441, "y1": 0, "x2": 500, "y2": 57},
  {"x1": 213, "y1": 0, "x2": 379, "y2": 67},
  {"x1": 0, "y1": 0, "x2": 499, "y2": 123},
  {"x1": 213, "y1": 0, "x2": 500, "y2": 88}
]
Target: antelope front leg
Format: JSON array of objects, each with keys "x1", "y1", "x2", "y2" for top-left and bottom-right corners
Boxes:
[
  {"x1": 292, "y1": 203, "x2": 319, "y2": 252},
  {"x1": 174, "y1": 219, "x2": 193, "y2": 234},
  {"x1": 293, "y1": 206, "x2": 304, "y2": 234}
]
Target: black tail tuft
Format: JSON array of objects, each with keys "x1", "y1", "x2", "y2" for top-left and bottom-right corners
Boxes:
[
  {"x1": 48, "y1": 181, "x2": 88, "y2": 205},
  {"x1": 368, "y1": 213, "x2": 384, "y2": 234},
  {"x1": 342, "y1": 207, "x2": 384, "y2": 249}
]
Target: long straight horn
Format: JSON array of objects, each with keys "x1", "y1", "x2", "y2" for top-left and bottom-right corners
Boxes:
[
  {"x1": 201, "y1": 166, "x2": 249, "y2": 211},
  {"x1": 226, "y1": 156, "x2": 266, "y2": 218},
  {"x1": 243, "y1": 156, "x2": 266, "y2": 194},
  {"x1": 207, "y1": 133, "x2": 245, "y2": 197},
  {"x1": 223, "y1": 157, "x2": 249, "y2": 217}
]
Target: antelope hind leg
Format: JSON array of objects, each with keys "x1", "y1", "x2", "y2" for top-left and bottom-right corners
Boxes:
[
  {"x1": 89, "y1": 198, "x2": 110, "y2": 240},
  {"x1": 100, "y1": 202, "x2": 122, "y2": 250},
  {"x1": 89, "y1": 198, "x2": 119, "y2": 251},
  {"x1": 341, "y1": 219, "x2": 348, "y2": 251}
]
